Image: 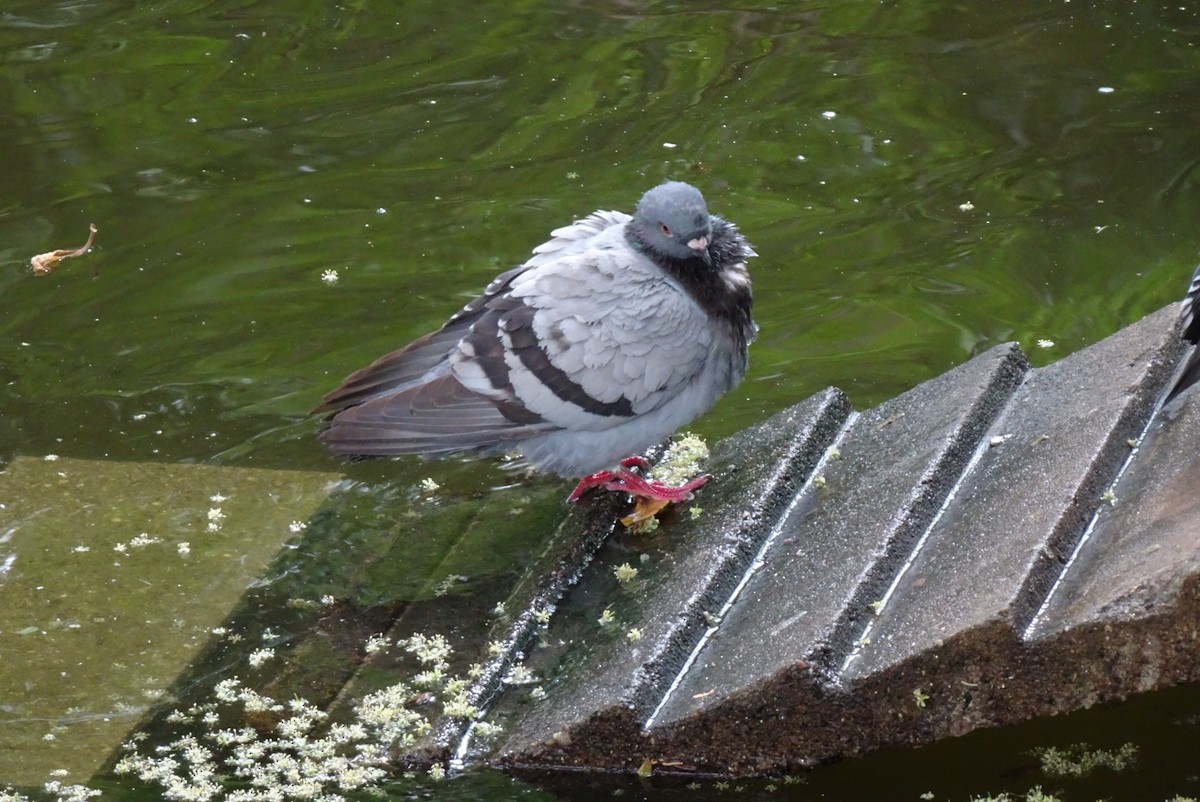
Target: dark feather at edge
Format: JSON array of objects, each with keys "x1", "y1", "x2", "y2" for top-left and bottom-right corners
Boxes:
[{"x1": 1163, "y1": 262, "x2": 1200, "y2": 403}]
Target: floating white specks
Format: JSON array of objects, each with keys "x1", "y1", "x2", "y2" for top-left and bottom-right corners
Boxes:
[
  {"x1": 662, "y1": 142, "x2": 677, "y2": 149},
  {"x1": 1098, "y1": 86, "x2": 1114, "y2": 94},
  {"x1": 248, "y1": 647, "x2": 275, "y2": 667},
  {"x1": 1037, "y1": 339, "x2": 1055, "y2": 349},
  {"x1": 821, "y1": 110, "x2": 837, "y2": 119},
  {"x1": 959, "y1": 201, "x2": 975, "y2": 212},
  {"x1": 796, "y1": 154, "x2": 806, "y2": 161}
]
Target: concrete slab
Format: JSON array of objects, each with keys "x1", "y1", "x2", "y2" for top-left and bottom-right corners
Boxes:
[
  {"x1": 0, "y1": 457, "x2": 339, "y2": 785},
  {"x1": 1028, "y1": 375, "x2": 1200, "y2": 639},
  {"x1": 486, "y1": 304, "x2": 1196, "y2": 776},
  {"x1": 650, "y1": 342, "x2": 1027, "y2": 727},
  {"x1": 844, "y1": 304, "x2": 1179, "y2": 680},
  {"x1": 492, "y1": 389, "x2": 851, "y2": 767}
]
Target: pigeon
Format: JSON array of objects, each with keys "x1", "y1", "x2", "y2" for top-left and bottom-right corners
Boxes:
[
  {"x1": 315, "y1": 181, "x2": 757, "y2": 502},
  {"x1": 1164, "y1": 262, "x2": 1200, "y2": 404}
]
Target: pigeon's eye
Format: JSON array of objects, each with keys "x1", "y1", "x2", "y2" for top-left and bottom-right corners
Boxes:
[{"x1": 659, "y1": 223, "x2": 672, "y2": 237}]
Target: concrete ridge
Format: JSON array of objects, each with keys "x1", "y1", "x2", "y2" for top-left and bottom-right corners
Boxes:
[
  {"x1": 645, "y1": 405, "x2": 860, "y2": 729},
  {"x1": 625, "y1": 388, "x2": 854, "y2": 717},
  {"x1": 820, "y1": 342, "x2": 1029, "y2": 680}
]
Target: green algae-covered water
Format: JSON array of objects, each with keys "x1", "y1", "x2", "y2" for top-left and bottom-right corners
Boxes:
[{"x1": 3, "y1": 2, "x2": 1200, "y2": 800}]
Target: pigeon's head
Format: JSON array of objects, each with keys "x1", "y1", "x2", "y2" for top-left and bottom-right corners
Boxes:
[{"x1": 633, "y1": 181, "x2": 712, "y2": 264}]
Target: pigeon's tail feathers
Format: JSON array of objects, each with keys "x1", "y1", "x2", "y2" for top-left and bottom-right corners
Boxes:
[
  {"x1": 319, "y1": 373, "x2": 553, "y2": 457},
  {"x1": 314, "y1": 329, "x2": 458, "y2": 414}
]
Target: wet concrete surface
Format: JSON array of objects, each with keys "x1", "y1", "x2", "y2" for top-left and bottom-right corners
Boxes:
[
  {"x1": 481, "y1": 303, "x2": 1200, "y2": 775},
  {"x1": 846, "y1": 304, "x2": 1179, "y2": 679},
  {"x1": 1029, "y1": 378, "x2": 1200, "y2": 640},
  {"x1": 652, "y1": 342, "x2": 1027, "y2": 725},
  {"x1": 482, "y1": 389, "x2": 852, "y2": 767}
]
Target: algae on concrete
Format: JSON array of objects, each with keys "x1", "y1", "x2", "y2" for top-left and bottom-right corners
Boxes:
[{"x1": 0, "y1": 456, "x2": 340, "y2": 785}]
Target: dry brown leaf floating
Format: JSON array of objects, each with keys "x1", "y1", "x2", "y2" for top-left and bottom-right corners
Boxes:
[{"x1": 30, "y1": 223, "x2": 98, "y2": 276}]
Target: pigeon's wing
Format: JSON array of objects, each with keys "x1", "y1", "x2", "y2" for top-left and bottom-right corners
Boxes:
[
  {"x1": 1164, "y1": 262, "x2": 1200, "y2": 403},
  {"x1": 317, "y1": 213, "x2": 642, "y2": 456},
  {"x1": 324, "y1": 246, "x2": 722, "y2": 458},
  {"x1": 316, "y1": 264, "x2": 560, "y2": 456},
  {"x1": 314, "y1": 265, "x2": 530, "y2": 414},
  {"x1": 317, "y1": 370, "x2": 550, "y2": 457},
  {"x1": 316, "y1": 213, "x2": 632, "y2": 415},
  {"x1": 449, "y1": 248, "x2": 721, "y2": 433}
]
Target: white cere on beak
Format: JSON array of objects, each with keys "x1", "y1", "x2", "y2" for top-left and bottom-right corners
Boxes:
[{"x1": 687, "y1": 236, "x2": 709, "y2": 252}]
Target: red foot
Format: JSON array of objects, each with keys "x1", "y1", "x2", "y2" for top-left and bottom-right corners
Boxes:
[
  {"x1": 566, "y1": 456, "x2": 710, "y2": 503},
  {"x1": 566, "y1": 457, "x2": 650, "y2": 502}
]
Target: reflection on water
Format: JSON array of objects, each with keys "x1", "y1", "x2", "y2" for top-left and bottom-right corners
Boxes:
[{"x1": 2, "y1": 0, "x2": 1200, "y2": 798}]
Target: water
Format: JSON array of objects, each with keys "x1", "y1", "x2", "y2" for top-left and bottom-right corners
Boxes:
[{"x1": 2, "y1": 1, "x2": 1200, "y2": 799}]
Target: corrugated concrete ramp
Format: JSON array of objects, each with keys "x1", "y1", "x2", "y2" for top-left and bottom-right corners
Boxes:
[{"x1": 479, "y1": 303, "x2": 1200, "y2": 775}]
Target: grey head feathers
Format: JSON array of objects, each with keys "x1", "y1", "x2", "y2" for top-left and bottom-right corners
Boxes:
[{"x1": 628, "y1": 181, "x2": 714, "y2": 264}]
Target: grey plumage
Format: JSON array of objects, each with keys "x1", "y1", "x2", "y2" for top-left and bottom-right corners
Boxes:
[{"x1": 316, "y1": 181, "x2": 756, "y2": 477}]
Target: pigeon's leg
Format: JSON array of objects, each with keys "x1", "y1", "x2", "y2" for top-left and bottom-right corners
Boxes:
[
  {"x1": 617, "y1": 455, "x2": 651, "y2": 471},
  {"x1": 566, "y1": 457, "x2": 654, "y2": 503},
  {"x1": 608, "y1": 468, "x2": 711, "y2": 503},
  {"x1": 566, "y1": 471, "x2": 616, "y2": 503},
  {"x1": 567, "y1": 459, "x2": 710, "y2": 505}
]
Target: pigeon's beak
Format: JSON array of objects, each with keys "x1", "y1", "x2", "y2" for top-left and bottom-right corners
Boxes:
[{"x1": 687, "y1": 235, "x2": 711, "y2": 265}]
